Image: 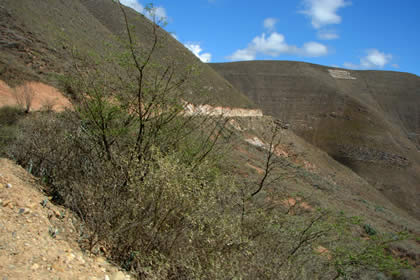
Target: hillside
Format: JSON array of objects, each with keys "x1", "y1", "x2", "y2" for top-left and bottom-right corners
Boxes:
[
  {"x1": 0, "y1": 0, "x2": 254, "y2": 108},
  {"x1": 0, "y1": 158, "x2": 132, "y2": 280},
  {"x1": 211, "y1": 61, "x2": 420, "y2": 219}
]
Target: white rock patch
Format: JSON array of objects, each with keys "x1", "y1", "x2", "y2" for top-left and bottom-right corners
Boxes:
[{"x1": 328, "y1": 69, "x2": 356, "y2": 80}]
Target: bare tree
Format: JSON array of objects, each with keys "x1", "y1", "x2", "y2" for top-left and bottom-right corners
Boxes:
[{"x1": 14, "y1": 84, "x2": 35, "y2": 113}]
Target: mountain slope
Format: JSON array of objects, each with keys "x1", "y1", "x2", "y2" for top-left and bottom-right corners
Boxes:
[
  {"x1": 0, "y1": 0, "x2": 254, "y2": 108},
  {"x1": 211, "y1": 61, "x2": 420, "y2": 218}
]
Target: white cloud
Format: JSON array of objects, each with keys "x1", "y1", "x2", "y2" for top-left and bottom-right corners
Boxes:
[
  {"x1": 251, "y1": 32, "x2": 296, "y2": 56},
  {"x1": 301, "y1": 42, "x2": 328, "y2": 56},
  {"x1": 263, "y1": 18, "x2": 278, "y2": 31},
  {"x1": 317, "y1": 30, "x2": 339, "y2": 40},
  {"x1": 119, "y1": 0, "x2": 167, "y2": 21},
  {"x1": 120, "y1": 0, "x2": 144, "y2": 13},
  {"x1": 227, "y1": 31, "x2": 328, "y2": 61},
  {"x1": 151, "y1": 6, "x2": 167, "y2": 21},
  {"x1": 301, "y1": 0, "x2": 350, "y2": 29},
  {"x1": 185, "y1": 43, "x2": 212, "y2": 62},
  {"x1": 228, "y1": 49, "x2": 256, "y2": 61},
  {"x1": 344, "y1": 49, "x2": 393, "y2": 69},
  {"x1": 361, "y1": 49, "x2": 392, "y2": 68}
]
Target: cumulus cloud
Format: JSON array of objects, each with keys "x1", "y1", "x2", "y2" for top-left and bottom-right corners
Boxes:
[
  {"x1": 228, "y1": 49, "x2": 256, "y2": 61},
  {"x1": 301, "y1": 0, "x2": 350, "y2": 29},
  {"x1": 119, "y1": 0, "x2": 167, "y2": 21},
  {"x1": 263, "y1": 18, "x2": 278, "y2": 31},
  {"x1": 227, "y1": 32, "x2": 328, "y2": 61},
  {"x1": 344, "y1": 49, "x2": 393, "y2": 69},
  {"x1": 301, "y1": 42, "x2": 328, "y2": 56},
  {"x1": 185, "y1": 43, "x2": 212, "y2": 62}
]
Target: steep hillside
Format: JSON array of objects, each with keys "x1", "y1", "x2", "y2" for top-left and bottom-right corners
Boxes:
[
  {"x1": 211, "y1": 61, "x2": 420, "y2": 219},
  {"x1": 0, "y1": 0, "x2": 254, "y2": 108},
  {"x1": 0, "y1": 158, "x2": 132, "y2": 280}
]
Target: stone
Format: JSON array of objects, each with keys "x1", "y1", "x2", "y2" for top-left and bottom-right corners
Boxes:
[
  {"x1": 96, "y1": 256, "x2": 107, "y2": 265},
  {"x1": 77, "y1": 254, "x2": 86, "y2": 264},
  {"x1": 51, "y1": 262, "x2": 65, "y2": 272},
  {"x1": 31, "y1": 263, "x2": 40, "y2": 270},
  {"x1": 2, "y1": 200, "x2": 11, "y2": 207},
  {"x1": 65, "y1": 253, "x2": 76, "y2": 263},
  {"x1": 6, "y1": 183, "x2": 12, "y2": 188},
  {"x1": 18, "y1": 208, "x2": 30, "y2": 214},
  {"x1": 110, "y1": 271, "x2": 126, "y2": 280},
  {"x1": 41, "y1": 198, "x2": 48, "y2": 208}
]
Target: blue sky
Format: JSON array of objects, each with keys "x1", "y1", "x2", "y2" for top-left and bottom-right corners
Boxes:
[{"x1": 120, "y1": 0, "x2": 420, "y2": 75}]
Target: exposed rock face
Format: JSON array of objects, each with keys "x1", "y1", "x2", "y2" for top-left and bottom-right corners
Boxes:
[
  {"x1": 328, "y1": 69, "x2": 356, "y2": 80},
  {"x1": 184, "y1": 102, "x2": 263, "y2": 117},
  {"x1": 211, "y1": 60, "x2": 420, "y2": 219}
]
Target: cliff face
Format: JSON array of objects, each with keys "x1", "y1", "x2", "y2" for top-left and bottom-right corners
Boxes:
[{"x1": 211, "y1": 61, "x2": 420, "y2": 219}]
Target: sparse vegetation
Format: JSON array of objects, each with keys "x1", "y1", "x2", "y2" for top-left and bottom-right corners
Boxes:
[{"x1": 0, "y1": 106, "x2": 25, "y2": 155}]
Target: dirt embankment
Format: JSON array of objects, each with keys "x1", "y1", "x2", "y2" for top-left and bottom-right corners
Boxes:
[
  {"x1": 0, "y1": 80, "x2": 72, "y2": 112},
  {"x1": 0, "y1": 158, "x2": 131, "y2": 280}
]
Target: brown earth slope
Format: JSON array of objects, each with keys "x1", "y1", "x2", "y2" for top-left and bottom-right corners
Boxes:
[
  {"x1": 211, "y1": 61, "x2": 420, "y2": 219},
  {"x1": 0, "y1": 158, "x2": 132, "y2": 280}
]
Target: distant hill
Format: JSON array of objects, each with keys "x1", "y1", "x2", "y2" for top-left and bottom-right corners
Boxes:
[
  {"x1": 0, "y1": 0, "x2": 254, "y2": 108},
  {"x1": 211, "y1": 61, "x2": 420, "y2": 218}
]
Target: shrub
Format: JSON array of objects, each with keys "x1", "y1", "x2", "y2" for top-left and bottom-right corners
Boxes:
[{"x1": 0, "y1": 106, "x2": 25, "y2": 154}]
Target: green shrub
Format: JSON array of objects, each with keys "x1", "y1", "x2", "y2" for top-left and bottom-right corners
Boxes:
[{"x1": 0, "y1": 106, "x2": 25, "y2": 154}]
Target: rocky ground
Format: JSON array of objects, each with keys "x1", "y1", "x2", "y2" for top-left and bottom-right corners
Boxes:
[{"x1": 0, "y1": 158, "x2": 131, "y2": 280}]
